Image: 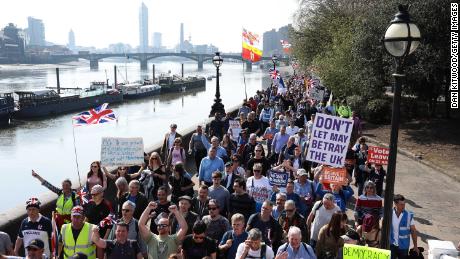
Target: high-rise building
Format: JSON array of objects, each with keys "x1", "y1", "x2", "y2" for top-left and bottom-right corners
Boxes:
[
  {"x1": 179, "y1": 23, "x2": 184, "y2": 52},
  {"x1": 139, "y1": 2, "x2": 149, "y2": 53},
  {"x1": 27, "y1": 17, "x2": 45, "y2": 46},
  {"x1": 262, "y1": 24, "x2": 292, "y2": 56},
  {"x1": 68, "y1": 29, "x2": 75, "y2": 51},
  {"x1": 153, "y1": 32, "x2": 162, "y2": 51}
]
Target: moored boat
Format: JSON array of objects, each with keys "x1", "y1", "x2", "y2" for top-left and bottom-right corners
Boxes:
[
  {"x1": 159, "y1": 74, "x2": 206, "y2": 93},
  {"x1": 0, "y1": 93, "x2": 14, "y2": 126},
  {"x1": 119, "y1": 80, "x2": 161, "y2": 99},
  {"x1": 13, "y1": 82, "x2": 123, "y2": 118}
]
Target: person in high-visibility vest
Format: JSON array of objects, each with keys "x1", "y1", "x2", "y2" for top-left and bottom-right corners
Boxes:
[
  {"x1": 32, "y1": 170, "x2": 79, "y2": 230},
  {"x1": 59, "y1": 206, "x2": 96, "y2": 259}
]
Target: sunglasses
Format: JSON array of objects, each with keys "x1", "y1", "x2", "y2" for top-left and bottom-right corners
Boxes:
[
  {"x1": 253, "y1": 169, "x2": 261, "y2": 172},
  {"x1": 255, "y1": 150, "x2": 263, "y2": 152},
  {"x1": 151, "y1": 157, "x2": 158, "y2": 160},
  {"x1": 91, "y1": 165, "x2": 99, "y2": 168},
  {"x1": 26, "y1": 247, "x2": 39, "y2": 251},
  {"x1": 285, "y1": 209, "x2": 294, "y2": 212},
  {"x1": 157, "y1": 224, "x2": 169, "y2": 229},
  {"x1": 208, "y1": 207, "x2": 218, "y2": 210},
  {"x1": 122, "y1": 209, "x2": 131, "y2": 212}
]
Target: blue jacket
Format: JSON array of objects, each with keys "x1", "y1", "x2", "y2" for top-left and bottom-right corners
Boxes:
[
  {"x1": 315, "y1": 183, "x2": 354, "y2": 212},
  {"x1": 390, "y1": 210, "x2": 413, "y2": 250}
]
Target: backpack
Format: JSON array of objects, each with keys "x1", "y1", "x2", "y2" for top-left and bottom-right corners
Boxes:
[
  {"x1": 245, "y1": 243, "x2": 267, "y2": 259},
  {"x1": 362, "y1": 213, "x2": 376, "y2": 232}
]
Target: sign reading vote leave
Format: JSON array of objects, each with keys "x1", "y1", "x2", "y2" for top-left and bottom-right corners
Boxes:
[
  {"x1": 306, "y1": 113, "x2": 354, "y2": 167},
  {"x1": 343, "y1": 244, "x2": 390, "y2": 259},
  {"x1": 367, "y1": 146, "x2": 390, "y2": 165},
  {"x1": 322, "y1": 167, "x2": 348, "y2": 185},
  {"x1": 268, "y1": 170, "x2": 289, "y2": 187},
  {"x1": 228, "y1": 120, "x2": 242, "y2": 139},
  {"x1": 101, "y1": 137, "x2": 144, "y2": 166}
]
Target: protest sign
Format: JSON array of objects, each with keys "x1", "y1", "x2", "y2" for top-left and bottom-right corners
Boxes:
[
  {"x1": 343, "y1": 244, "x2": 390, "y2": 259},
  {"x1": 367, "y1": 146, "x2": 389, "y2": 165},
  {"x1": 306, "y1": 113, "x2": 354, "y2": 167},
  {"x1": 228, "y1": 120, "x2": 242, "y2": 140},
  {"x1": 268, "y1": 170, "x2": 289, "y2": 187},
  {"x1": 309, "y1": 87, "x2": 325, "y2": 102},
  {"x1": 101, "y1": 137, "x2": 144, "y2": 166},
  {"x1": 322, "y1": 167, "x2": 348, "y2": 185}
]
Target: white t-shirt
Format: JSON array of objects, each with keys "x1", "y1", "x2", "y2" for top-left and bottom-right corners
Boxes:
[
  {"x1": 310, "y1": 202, "x2": 341, "y2": 241},
  {"x1": 286, "y1": 126, "x2": 299, "y2": 136},
  {"x1": 235, "y1": 242, "x2": 274, "y2": 259},
  {"x1": 392, "y1": 210, "x2": 414, "y2": 246},
  {"x1": 246, "y1": 176, "x2": 272, "y2": 205}
]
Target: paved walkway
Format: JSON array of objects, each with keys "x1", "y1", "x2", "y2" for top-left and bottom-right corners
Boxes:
[{"x1": 345, "y1": 150, "x2": 460, "y2": 255}]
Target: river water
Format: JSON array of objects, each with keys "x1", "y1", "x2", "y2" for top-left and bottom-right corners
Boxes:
[{"x1": 0, "y1": 59, "x2": 271, "y2": 212}]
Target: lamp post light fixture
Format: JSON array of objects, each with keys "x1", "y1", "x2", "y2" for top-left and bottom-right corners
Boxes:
[
  {"x1": 272, "y1": 54, "x2": 278, "y2": 71},
  {"x1": 209, "y1": 52, "x2": 225, "y2": 117},
  {"x1": 380, "y1": 4, "x2": 421, "y2": 250}
]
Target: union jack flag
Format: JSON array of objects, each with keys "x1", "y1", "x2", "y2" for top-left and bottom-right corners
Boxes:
[
  {"x1": 269, "y1": 69, "x2": 280, "y2": 80},
  {"x1": 99, "y1": 214, "x2": 117, "y2": 228},
  {"x1": 72, "y1": 103, "x2": 116, "y2": 126},
  {"x1": 76, "y1": 188, "x2": 89, "y2": 205}
]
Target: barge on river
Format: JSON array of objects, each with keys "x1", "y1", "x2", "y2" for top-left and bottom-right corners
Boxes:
[{"x1": 13, "y1": 82, "x2": 123, "y2": 118}]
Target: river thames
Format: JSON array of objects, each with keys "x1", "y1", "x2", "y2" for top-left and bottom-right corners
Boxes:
[{"x1": 0, "y1": 59, "x2": 274, "y2": 212}]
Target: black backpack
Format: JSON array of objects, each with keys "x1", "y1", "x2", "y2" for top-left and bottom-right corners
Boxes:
[{"x1": 281, "y1": 242, "x2": 313, "y2": 258}]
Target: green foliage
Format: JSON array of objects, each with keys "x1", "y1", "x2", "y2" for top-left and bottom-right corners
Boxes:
[
  {"x1": 346, "y1": 95, "x2": 367, "y2": 117},
  {"x1": 365, "y1": 98, "x2": 391, "y2": 124},
  {"x1": 291, "y1": 0, "x2": 450, "y2": 118}
]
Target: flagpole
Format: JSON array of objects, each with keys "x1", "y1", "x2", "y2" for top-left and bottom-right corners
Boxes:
[
  {"x1": 71, "y1": 122, "x2": 82, "y2": 188},
  {"x1": 242, "y1": 59, "x2": 248, "y2": 100}
]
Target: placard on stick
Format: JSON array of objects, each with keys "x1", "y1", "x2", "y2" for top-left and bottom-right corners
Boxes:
[
  {"x1": 101, "y1": 137, "x2": 144, "y2": 166},
  {"x1": 306, "y1": 113, "x2": 354, "y2": 167},
  {"x1": 268, "y1": 170, "x2": 289, "y2": 188},
  {"x1": 322, "y1": 166, "x2": 348, "y2": 185},
  {"x1": 367, "y1": 146, "x2": 389, "y2": 165}
]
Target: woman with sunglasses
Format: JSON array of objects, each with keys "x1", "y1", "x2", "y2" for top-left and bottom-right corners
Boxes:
[
  {"x1": 139, "y1": 152, "x2": 168, "y2": 201},
  {"x1": 221, "y1": 133, "x2": 237, "y2": 158},
  {"x1": 104, "y1": 166, "x2": 141, "y2": 184},
  {"x1": 86, "y1": 161, "x2": 107, "y2": 193},
  {"x1": 166, "y1": 137, "x2": 186, "y2": 171},
  {"x1": 354, "y1": 181, "x2": 383, "y2": 227}
]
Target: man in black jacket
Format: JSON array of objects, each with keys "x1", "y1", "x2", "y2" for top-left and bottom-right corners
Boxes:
[{"x1": 117, "y1": 180, "x2": 148, "y2": 220}]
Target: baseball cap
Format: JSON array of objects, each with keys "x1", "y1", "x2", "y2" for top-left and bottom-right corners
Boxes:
[
  {"x1": 170, "y1": 123, "x2": 177, "y2": 128},
  {"x1": 298, "y1": 128, "x2": 305, "y2": 133},
  {"x1": 225, "y1": 161, "x2": 233, "y2": 167},
  {"x1": 26, "y1": 239, "x2": 44, "y2": 249},
  {"x1": 178, "y1": 195, "x2": 192, "y2": 202},
  {"x1": 26, "y1": 197, "x2": 41, "y2": 209},
  {"x1": 91, "y1": 184, "x2": 104, "y2": 195},
  {"x1": 297, "y1": 169, "x2": 308, "y2": 177},
  {"x1": 71, "y1": 206, "x2": 84, "y2": 216}
]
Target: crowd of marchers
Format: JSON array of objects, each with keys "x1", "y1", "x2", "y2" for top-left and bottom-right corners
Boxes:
[{"x1": 2, "y1": 74, "x2": 452, "y2": 259}]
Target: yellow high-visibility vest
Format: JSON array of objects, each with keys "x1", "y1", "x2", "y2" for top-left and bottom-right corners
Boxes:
[
  {"x1": 61, "y1": 222, "x2": 96, "y2": 259},
  {"x1": 56, "y1": 194, "x2": 74, "y2": 215}
]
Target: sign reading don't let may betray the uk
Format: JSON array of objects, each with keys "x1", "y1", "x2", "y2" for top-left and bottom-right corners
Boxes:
[
  {"x1": 101, "y1": 137, "x2": 144, "y2": 166},
  {"x1": 306, "y1": 113, "x2": 354, "y2": 167}
]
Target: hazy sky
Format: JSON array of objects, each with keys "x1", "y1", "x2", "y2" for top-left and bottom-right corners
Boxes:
[{"x1": 0, "y1": 0, "x2": 299, "y2": 52}]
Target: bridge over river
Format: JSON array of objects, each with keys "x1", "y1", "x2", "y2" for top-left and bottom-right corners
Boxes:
[{"x1": 50, "y1": 52, "x2": 289, "y2": 71}]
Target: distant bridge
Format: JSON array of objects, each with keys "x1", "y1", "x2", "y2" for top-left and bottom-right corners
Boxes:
[{"x1": 50, "y1": 52, "x2": 289, "y2": 72}]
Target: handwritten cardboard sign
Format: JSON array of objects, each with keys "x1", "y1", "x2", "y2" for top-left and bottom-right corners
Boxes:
[
  {"x1": 343, "y1": 244, "x2": 390, "y2": 259},
  {"x1": 101, "y1": 137, "x2": 144, "y2": 166},
  {"x1": 309, "y1": 87, "x2": 325, "y2": 102},
  {"x1": 322, "y1": 167, "x2": 348, "y2": 185},
  {"x1": 228, "y1": 120, "x2": 242, "y2": 140},
  {"x1": 367, "y1": 146, "x2": 389, "y2": 165},
  {"x1": 306, "y1": 113, "x2": 354, "y2": 167},
  {"x1": 268, "y1": 170, "x2": 289, "y2": 187}
]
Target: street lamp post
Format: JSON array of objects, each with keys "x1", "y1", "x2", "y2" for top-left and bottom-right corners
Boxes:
[
  {"x1": 209, "y1": 52, "x2": 225, "y2": 117},
  {"x1": 272, "y1": 55, "x2": 278, "y2": 71},
  {"x1": 380, "y1": 4, "x2": 421, "y2": 250}
]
